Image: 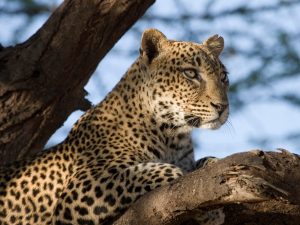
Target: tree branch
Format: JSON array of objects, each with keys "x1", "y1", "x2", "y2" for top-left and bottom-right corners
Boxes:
[
  {"x1": 110, "y1": 150, "x2": 300, "y2": 225},
  {"x1": 0, "y1": 0, "x2": 155, "y2": 165}
]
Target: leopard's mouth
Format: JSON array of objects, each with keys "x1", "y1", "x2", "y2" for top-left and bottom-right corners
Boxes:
[
  {"x1": 184, "y1": 115, "x2": 201, "y2": 127},
  {"x1": 184, "y1": 115, "x2": 223, "y2": 130}
]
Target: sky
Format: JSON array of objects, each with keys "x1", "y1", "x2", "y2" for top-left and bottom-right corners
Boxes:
[{"x1": 1, "y1": 0, "x2": 300, "y2": 159}]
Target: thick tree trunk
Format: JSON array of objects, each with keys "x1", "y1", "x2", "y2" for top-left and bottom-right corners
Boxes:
[
  {"x1": 0, "y1": 0, "x2": 155, "y2": 165},
  {"x1": 110, "y1": 150, "x2": 300, "y2": 225}
]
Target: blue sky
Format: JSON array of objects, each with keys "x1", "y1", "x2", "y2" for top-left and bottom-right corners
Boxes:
[{"x1": 1, "y1": 0, "x2": 299, "y2": 159}]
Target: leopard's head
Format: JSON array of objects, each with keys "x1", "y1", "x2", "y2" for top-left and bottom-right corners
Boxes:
[{"x1": 139, "y1": 28, "x2": 229, "y2": 131}]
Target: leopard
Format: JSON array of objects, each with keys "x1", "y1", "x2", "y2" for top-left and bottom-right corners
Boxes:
[{"x1": 0, "y1": 28, "x2": 229, "y2": 225}]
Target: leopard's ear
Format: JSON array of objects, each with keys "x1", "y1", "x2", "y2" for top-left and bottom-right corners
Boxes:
[
  {"x1": 203, "y1": 34, "x2": 224, "y2": 57},
  {"x1": 140, "y1": 29, "x2": 167, "y2": 64}
]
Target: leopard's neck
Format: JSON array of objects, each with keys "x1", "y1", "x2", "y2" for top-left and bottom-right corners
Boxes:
[{"x1": 65, "y1": 60, "x2": 193, "y2": 162}]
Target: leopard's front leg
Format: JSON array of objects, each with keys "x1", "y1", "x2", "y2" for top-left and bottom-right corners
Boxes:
[{"x1": 52, "y1": 162, "x2": 183, "y2": 225}]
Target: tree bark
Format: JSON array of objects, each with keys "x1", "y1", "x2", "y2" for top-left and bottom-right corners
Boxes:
[
  {"x1": 0, "y1": 0, "x2": 155, "y2": 165},
  {"x1": 109, "y1": 150, "x2": 300, "y2": 225}
]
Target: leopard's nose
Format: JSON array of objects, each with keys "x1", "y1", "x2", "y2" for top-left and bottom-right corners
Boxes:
[{"x1": 210, "y1": 102, "x2": 228, "y2": 116}]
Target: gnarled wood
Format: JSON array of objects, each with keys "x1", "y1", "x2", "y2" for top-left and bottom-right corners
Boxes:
[
  {"x1": 0, "y1": 0, "x2": 155, "y2": 165},
  {"x1": 110, "y1": 150, "x2": 300, "y2": 225}
]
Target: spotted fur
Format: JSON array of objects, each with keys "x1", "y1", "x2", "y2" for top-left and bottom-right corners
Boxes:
[{"x1": 0, "y1": 29, "x2": 229, "y2": 225}]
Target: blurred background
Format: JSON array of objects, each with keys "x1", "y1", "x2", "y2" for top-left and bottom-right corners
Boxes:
[{"x1": 1, "y1": 0, "x2": 300, "y2": 158}]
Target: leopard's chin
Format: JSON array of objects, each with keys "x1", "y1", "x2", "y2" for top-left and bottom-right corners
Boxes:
[{"x1": 200, "y1": 119, "x2": 222, "y2": 130}]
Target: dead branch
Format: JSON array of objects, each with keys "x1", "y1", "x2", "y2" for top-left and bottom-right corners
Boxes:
[{"x1": 110, "y1": 150, "x2": 300, "y2": 225}]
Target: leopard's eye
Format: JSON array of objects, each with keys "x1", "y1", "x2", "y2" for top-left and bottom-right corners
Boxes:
[
  {"x1": 182, "y1": 69, "x2": 199, "y2": 80},
  {"x1": 220, "y1": 71, "x2": 229, "y2": 84}
]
